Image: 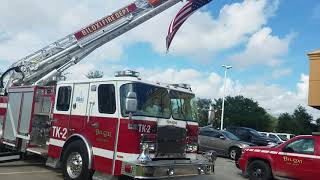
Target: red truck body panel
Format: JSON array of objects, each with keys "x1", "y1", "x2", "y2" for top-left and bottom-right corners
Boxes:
[{"x1": 239, "y1": 135, "x2": 320, "y2": 180}]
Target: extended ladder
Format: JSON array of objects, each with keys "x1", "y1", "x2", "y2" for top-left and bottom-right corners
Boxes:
[{"x1": 2, "y1": 0, "x2": 182, "y2": 91}]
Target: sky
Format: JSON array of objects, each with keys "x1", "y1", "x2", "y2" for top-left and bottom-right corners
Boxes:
[{"x1": 0, "y1": 0, "x2": 319, "y2": 118}]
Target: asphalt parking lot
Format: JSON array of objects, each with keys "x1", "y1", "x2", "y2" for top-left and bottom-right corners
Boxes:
[{"x1": 0, "y1": 156, "x2": 246, "y2": 180}]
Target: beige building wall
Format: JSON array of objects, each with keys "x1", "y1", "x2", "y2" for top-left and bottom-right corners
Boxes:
[{"x1": 308, "y1": 49, "x2": 320, "y2": 109}]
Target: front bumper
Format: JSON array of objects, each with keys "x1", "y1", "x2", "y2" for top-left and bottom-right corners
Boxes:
[{"x1": 121, "y1": 152, "x2": 216, "y2": 179}]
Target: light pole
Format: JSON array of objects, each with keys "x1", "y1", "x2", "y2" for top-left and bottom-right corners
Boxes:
[{"x1": 221, "y1": 65, "x2": 232, "y2": 130}]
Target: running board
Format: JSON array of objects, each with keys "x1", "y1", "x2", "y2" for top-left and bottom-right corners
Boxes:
[
  {"x1": 26, "y1": 147, "x2": 48, "y2": 157},
  {"x1": 0, "y1": 152, "x2": 21, "y2": 162}
]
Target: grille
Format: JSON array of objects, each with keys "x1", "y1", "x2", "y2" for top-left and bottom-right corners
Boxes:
[{"x1": 156, "y1": 126, "x2": 187, "y2": 157}]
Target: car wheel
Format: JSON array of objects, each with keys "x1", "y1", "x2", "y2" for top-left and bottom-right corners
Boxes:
[
  {"x1": 229, "y1": 147, "x2": 240, "y2": 160},
  {"x1": 62, "y1": 140, "x2": 92, "y2": 180},
  {"x1": 247, "y1": 160, "x2": 272, "y2": 180}
]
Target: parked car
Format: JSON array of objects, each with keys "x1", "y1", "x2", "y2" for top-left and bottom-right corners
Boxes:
[
  {"x1": 198, "y1": 127, "x2": 253, "y2": 160},
  {"x1": 259, "y1": 132, "x2": 286, "y2": 143},
  {"x1": 227, "y1": 127, "x2": 278, "y2": 146},
  {"x1": 238, "y1": 134, "x2": 319, "y2": 180},
  {"x1": 276, "y1": 133, "x2": 295, "y2": 141}
]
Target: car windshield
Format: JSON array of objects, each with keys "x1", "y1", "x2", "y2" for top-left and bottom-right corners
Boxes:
[
  {"x1": 222, "y1": 131, "x2": 240, "y2": 141},
  {"x1": 278, "y1": 135, "x2": 288, "y2": 141},
  {"x1": 120, "y1": 83, "x2": 197, "y2": 121},
  {"x1": 249, "y1": 129, "x2": 262, "y2": 137}
]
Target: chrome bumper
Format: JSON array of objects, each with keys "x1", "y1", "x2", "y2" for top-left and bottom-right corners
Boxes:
[{"x1": 121, "y1": 152, "x2": 216, "y2": 179}]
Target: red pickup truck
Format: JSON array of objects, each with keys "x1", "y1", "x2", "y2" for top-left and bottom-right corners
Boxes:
[{"x1": 237, "y1": 134, "x2": 320, "y2": 180}]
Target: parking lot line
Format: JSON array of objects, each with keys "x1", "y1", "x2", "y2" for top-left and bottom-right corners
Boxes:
[{"x1": 0, "y1": 170, "x2": 51, "y2": 175}]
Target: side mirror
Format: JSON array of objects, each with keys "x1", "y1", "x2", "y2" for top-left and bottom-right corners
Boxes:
[
  {"x1": 208, "y1": 105, "x2": 215, "y2": 126},
  {"x1": 219, "y1": 135, "x2": 226, "y2": 140},
  {"x1": 126, "y1": 92, "x2": 137, "y2": 113}
]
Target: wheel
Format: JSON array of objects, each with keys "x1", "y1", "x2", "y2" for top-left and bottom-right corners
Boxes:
[
  {"x1": 229, "y1": 147, "x2": 240, "y2": 160},
  {"x1": 247, "y1": 160, "x2": 272, "y2": 180},
  {"x1": 62, "y1": 140, "x2": 92, "y2": 180}
]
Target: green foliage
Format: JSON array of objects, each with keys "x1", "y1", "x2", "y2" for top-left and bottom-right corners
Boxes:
[
  {"x1": 196, "y1": 98, "x2": 213, "y2": 127},
  {"x1": 277, "y1": 106, "x2": 315, "y2": 135},
  {"x1": 213, "y1": 96, "x2": 273, "y2": 131},
  {"x1": 277, "y1": 113, "x2": 295, "y2": 133},
  {"x1": 195, "y1": 96, "x2": 317, "y2": 135},
  {"x1": 86, "y1": 70, "x2": 104, "y2": 79}
]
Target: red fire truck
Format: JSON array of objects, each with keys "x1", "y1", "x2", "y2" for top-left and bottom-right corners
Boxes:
[
  {"x1": 0, "y1": 0, "x2": 215, "y2": 179},
  {"x1": 237, "y1": 133, "x2": 320, "y2": 180}
]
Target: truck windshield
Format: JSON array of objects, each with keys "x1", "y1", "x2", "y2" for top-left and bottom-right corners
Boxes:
[
  {"x1": 170, "y1": 90, "x2": 197, "y2": 122},
  {"x1": 120, "y1": 83, "x2": 171, "y2": 118},
  {"x1": 120, "y1": 83, "x2": 197, "y2": 121}
]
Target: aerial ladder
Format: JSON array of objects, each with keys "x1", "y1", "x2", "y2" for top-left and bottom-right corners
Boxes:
[
  {"x1": 0, "y1": 0, "x2": 182, "y2": 94},
  {"x1": 0, "y1": 0, "x2": 183, "y2": 161}
]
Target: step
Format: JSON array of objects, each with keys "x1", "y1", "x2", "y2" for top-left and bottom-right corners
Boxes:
[{"x1": 26, "y1": 147, "x2": 48, "y2": 156}]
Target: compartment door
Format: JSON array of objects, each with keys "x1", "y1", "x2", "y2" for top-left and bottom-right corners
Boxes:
[
  {"x1": 3, "y1": 92, "x2": 22, "y2": 142},
  {"x1": 17, "y1": 92, "x2": 34, "y2": 139},
  {"x1": 69, "y1": 83, "x2": 90, "y2": 133}
]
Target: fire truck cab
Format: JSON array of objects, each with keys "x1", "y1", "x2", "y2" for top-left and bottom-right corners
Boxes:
[{"x1": 0, "y1": 70, "x2": 215, "y2": 179}]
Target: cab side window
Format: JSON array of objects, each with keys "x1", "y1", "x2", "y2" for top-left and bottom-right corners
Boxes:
[
  {"x1": 284, "y1": 138, "x2": 315, "y2": 155},
  {"x1": 98, "y1": 84, "x2": 116, "y2": 114},
  {"x1": 56, "y1": 86, "x2": 72, "y2": 111}
]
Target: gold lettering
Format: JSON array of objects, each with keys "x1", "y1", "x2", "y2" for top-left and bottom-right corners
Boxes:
[
  {"x1": 101, "y1": 19, "x2": 107, "y2": 26},
  {"x1": 122, "y1": 9, "x2": 128, "y2": 15},
  {"x1": 107, "y1": 16, "x2": 113, "y2": 23},
  {"x1": 111, "y1": 15, "x2": 116, "y2": 21},
  {"x1": 81, "y1": 30, "x2": 87, "y2": 36},
  {"x1": 118, "y1": 10, "x2": 123, "y2": 17},
  {"x1": 91, "y1": 25, "x2": 97, "y2": 31},
  {"x1": 95, "y1": 22, "x2": 101, "y2": 29}
]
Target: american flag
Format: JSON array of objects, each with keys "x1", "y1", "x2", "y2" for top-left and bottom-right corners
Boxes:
[{"x1": 166, "y1": 0, "x2": 212, "y2": 52}]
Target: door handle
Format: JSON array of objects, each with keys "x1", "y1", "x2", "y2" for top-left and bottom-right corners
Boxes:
[
  {"x1": 90, "y1": 122, "x2": 99, "y2": 128},
  {"x1": 73, "y1": 103, "x2": 77, "y2": 109}
]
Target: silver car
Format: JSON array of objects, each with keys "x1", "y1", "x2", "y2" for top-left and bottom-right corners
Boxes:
[{"x1": 198, "y1": 127, "x2": 252, "y2": 160}]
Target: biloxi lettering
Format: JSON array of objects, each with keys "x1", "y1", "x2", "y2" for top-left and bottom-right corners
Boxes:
[{"x1": 74, "y1": 3, "x2": 137, "y2": 40}]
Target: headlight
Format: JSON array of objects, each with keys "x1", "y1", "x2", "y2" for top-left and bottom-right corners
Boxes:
[
  {"x1": 241, "y1": 144, "x2": 249, "y2": 148},
  {"x1": 186, "y1": 144, "x2": 198, "y2": 153}
]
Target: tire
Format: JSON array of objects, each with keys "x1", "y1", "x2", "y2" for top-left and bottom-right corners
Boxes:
[
  {"x1": 62, "y1": 140, "x2": 92, "y2": 180},
  {"x1": 229, "y1": 147, "x2": 240, "y2": 160},
  {"x1": 247, "y1": 160, "x2": 272, "y2": 180}
]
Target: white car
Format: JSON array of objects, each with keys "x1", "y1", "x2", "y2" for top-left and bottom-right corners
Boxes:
[{"x1": 259, "y1": 132, "x2": 294, "y2": 143}]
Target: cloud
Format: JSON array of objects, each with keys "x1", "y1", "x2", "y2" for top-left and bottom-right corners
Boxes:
[
  {"x1": 228, "y1": 27, "x2": 294, "y2": 68},
  {"x1": 64, "y1": 63, "x2": 318, "y2": 119},
  {"x1": 271, "y1": 68, "x2": 292, "y2": 79},
  {"x1": 0, "y1": 0, "x2": 283, "y2": 65},
  {"x1": 137, "y1": 68, "x2": 318, "y2": 119},
  {"x1": 129, "y1": 0, "x2": 282, "y2": 57}
]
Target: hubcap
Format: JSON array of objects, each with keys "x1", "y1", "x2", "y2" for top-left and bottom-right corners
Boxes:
[
  {"x1": 230, "y1": 150, "x2": 237, "y2": 160},
  {"x1": 66, "y1": 152, "x2": 83, "y2": 179},
  {"x1": 253, "y1": 167, "x2": 263, "y2": 178}
]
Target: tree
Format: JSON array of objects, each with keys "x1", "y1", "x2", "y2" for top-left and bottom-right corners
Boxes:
[
  {"x1": 278, "y1": 106, "x2": 314, "y2": 135},
  {"x1": 86, "y1": 70, "x2": 104, "y2": 79},
  {"x1": 292, "y1": 105, "x2": 313, "y2": 135},
  {"x1": 196, "y1": 98, "x2": 213, "y2": 127},
  {"x1": 213, "y1": 96, "x2": 273, "y2": 131},
  {"x1": 277, "y1": 113, "x2": 295, "y2": 133}
]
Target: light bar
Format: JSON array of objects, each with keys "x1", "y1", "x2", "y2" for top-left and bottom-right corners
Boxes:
[{"x1": 115, "y1": 70, "x2": 140, "y2": 77}]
